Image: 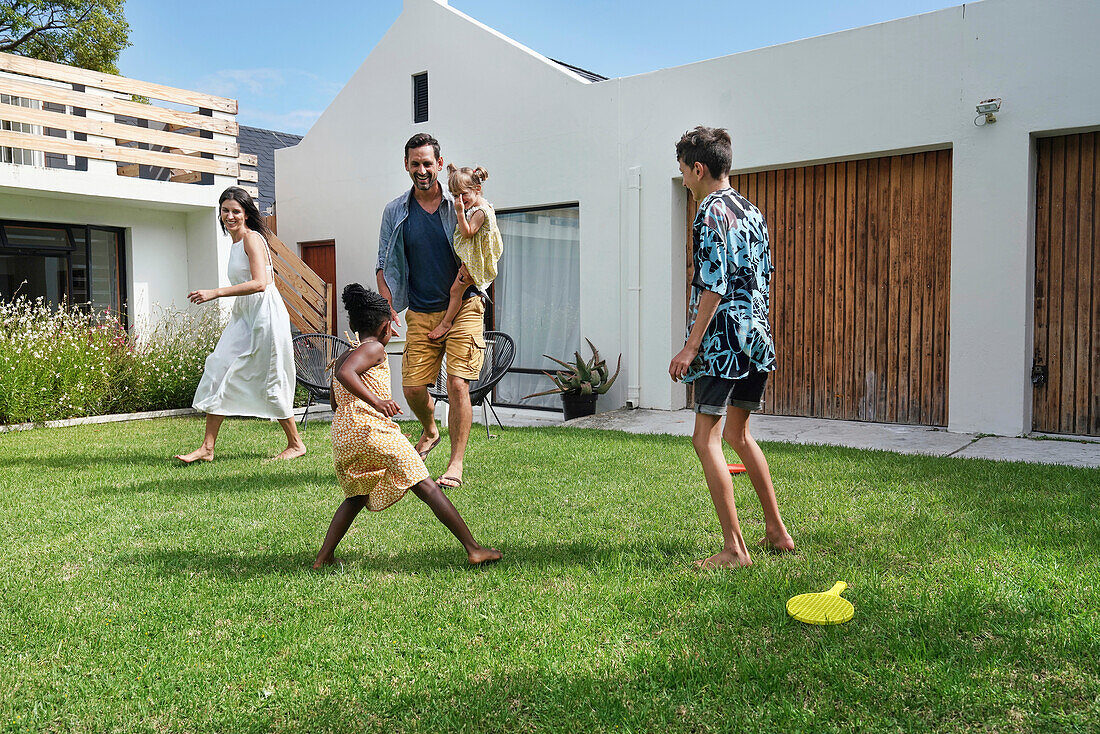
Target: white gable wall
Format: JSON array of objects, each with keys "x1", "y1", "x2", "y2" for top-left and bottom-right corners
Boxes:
[
  {"x1": 277, "y1": 0, "x2": 1100, "y2": 436},
  {"x1": 277, "y1": 0, "x2": 625, "y2": 406}
]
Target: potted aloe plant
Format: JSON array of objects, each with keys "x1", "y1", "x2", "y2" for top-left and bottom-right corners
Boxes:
[{"x1": 525, "y1": 338, "x2": 621, "y2": 420}]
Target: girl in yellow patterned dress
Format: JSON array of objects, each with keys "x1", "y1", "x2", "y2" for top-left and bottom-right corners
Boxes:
[
  {"x1": 427, "y1": 163, "x2": 504, "y2": 341},
  {"x1": 313, "y1": 284, "x2": 501, "y2": 568}
]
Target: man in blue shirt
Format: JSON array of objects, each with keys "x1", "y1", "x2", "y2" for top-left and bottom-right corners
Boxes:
[
  {"x1": 377, "y1": 133, "x2": 483, "y2": 489},
  {"x1": 670, "y1": 126, "x2": 795, "y2": 569}
]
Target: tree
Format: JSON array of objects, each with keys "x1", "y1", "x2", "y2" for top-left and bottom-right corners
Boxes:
[{"x1": 0, "y1": 1, "x2": 130, "y2": 75}]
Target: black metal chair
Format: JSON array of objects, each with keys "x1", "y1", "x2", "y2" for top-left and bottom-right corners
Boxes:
[
  {"x1": 292, "y1": 333, "x2": 352, "y2": 425},
  {"x1": 428, "y1": 330, "x2": 516, "y2": 439}
]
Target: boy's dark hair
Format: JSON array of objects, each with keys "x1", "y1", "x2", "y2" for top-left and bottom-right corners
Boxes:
[
  {"x1": 404, "y1": 132, "x2": 441, "y2": 161},
  {"x1": 675, "y1": 126, "x2": 732, "y2": 180},
  {"x1": 342, "y1": 283, "x2": 391, "y2": 337}
]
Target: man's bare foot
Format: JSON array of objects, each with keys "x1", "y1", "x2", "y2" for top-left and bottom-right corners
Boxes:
[
  {"x1": 269, "y1": 445, "x2": 307, "y2": 461},
  {"x1": 467, "y1": 547, "x2": 502, "y2": 565},
  {"x1": 427, "y1": 323, "x2": 452, "y2": 341},
  {"x1": 693, "y1": 549, "x2": 753, "y2": 569},
  {"x1": 175, "y1": 448, "x2": 213, "y2": 464},
  {"x1": 312, "y1": 556, "x2": 343, "y2": 570},
  {"x1": 437, "y1": 472, "x2": 463, "y2": 489},
  {"x1": 415, "y1": 431, "x2": 442, "y2": 459},
  {"x1": 758, "y1": 532, "x2": 796, "y2": 553}
]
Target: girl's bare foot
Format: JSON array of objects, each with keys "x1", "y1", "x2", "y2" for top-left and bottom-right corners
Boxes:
[
  {"x1": 693, "y1": 549, "x2": 753, "y2": 569},
  {"x1": 427, "y1": 323, "x2": 452, "y2": 341},
  {"x1": 175, "y1": 448, "x2": 213, "y2": 464},
  {"x1": 312, "y1": 556, "x2": 343, "y2": 570},
  {"x1": 269, "y1": 445, "x2": 307, "y2": 461},
  {"x1": 758, "y1": 531, "x2": 795, "y2": 553},
  {"x1": 467, "y1": 547, "x2": 502, "y2": 565}
]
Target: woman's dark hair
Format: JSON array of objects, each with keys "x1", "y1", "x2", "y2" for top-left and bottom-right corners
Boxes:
[
  {"x1": 342, "y1": 283, "x2": 391, "y2": 337},
  {"x1": 218, "y1": 187, "x2": 272, "y2": 239},
  {"x1": 675, "y1": 126, "x2": 733, "y2": 180}
]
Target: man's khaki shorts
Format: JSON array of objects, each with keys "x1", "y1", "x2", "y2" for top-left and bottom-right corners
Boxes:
[{"x1": 402, "y1": 297, "x2": 486, "y2": 386}]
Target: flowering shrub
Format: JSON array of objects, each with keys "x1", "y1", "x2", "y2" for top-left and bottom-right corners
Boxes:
[{"x1": 0, "y1": 297, "x2": 223, "y2": 424}]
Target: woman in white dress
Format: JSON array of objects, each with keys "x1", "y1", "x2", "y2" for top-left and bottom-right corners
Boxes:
[{"x1": 175, "y1": 187, "x2": 306, "y2": 463}]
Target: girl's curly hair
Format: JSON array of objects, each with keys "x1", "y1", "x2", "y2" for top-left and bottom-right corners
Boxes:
[{"x1": 342, "y1": 283, "x2": 391, "y2": 337}]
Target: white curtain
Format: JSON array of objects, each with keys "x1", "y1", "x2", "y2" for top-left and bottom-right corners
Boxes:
[{"x1": 494, "y1": 207, "x2": 581, "y2": 410}]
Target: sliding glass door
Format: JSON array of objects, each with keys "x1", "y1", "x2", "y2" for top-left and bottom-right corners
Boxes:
[{"x1": 493, "y1": 205, "x2": 580, "y2": 410}]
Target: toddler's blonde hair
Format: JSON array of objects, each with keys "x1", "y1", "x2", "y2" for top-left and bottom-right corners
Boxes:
[{"x1": 447, "y1": 163, "x2": 489, "y2": 194}]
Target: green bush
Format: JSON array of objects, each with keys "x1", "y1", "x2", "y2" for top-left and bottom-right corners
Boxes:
[{"x1": 0, "y1": 297, "x2": 223, "y2": 424}]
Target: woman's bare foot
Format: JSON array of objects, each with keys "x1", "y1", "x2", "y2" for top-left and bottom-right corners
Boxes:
[
  {"x1": 467, "y1": 547, "x2": 502, "y2": 565},
  {"x1": 693, "y1": 549, "x2": 753, "y2": 569},
  {"x1": 758, "y1": 531, "x2": 796, "y2": 553},
  {"x1": 175, "y1": 448, "x2": 213, "y2": 464},
  {"x1": 269, "y1": 445, "x2": 307, "y2": 461},
  {"x1": 312, "y1": 556, "x2": 343, "y2": 570},
  {"x1": 427, "y1": 322, "x2": 452, "y2": 341}
]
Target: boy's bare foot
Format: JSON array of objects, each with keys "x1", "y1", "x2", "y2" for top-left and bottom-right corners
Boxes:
[
  {"x1": 758, "y1": 532, "x2": 796, "y2": 553},
  {"x1": 427, "y1": 323, "x2": 452, "y2": 341},
  {"x1": 175, "y1": 448, "x2": 213, "y2": 464},
  {"x1": 693, "y1": 549, "x2": 753, "y2": 569},
  {"x1": 269, "y1": 445, "x2": 307, "y2": 461},
  {"x1": 312, "y1": 556, "x2": 343, "y2": 570},
  {"x1": 467, "y1": 547, "x2": 502, "y2": 565}
]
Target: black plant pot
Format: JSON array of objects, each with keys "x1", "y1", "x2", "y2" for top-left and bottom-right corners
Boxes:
[{"x1": 561, "y1": 392, "x2": 598, "y2": 421}]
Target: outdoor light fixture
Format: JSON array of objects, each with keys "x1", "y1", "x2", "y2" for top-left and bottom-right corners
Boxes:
[{"x1": 974, "y1": 98, "x2": 1002, "y2": 126}]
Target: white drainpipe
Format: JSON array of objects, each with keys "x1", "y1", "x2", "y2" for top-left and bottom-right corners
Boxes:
[{"x1": 625, "y1": 166, "x2": 642, "y2": 408}]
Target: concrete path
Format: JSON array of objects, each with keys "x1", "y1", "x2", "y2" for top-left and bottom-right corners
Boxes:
[
  {"x1": 563, "y1": 408, "x2": 1100, "y2": 469},
  {"x1": 111, "y1": 403, "x2": 1092, "y2": 470}
]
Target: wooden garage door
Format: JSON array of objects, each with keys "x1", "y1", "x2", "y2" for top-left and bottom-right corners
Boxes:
[
  {"x1": 1033, "y1": 132, "x2": 1100, "y2": 436},
  {"x1": 687, "y1": 150, "x2": 952, "y2": 425}
]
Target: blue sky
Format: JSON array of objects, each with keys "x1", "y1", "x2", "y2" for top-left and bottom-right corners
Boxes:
[{"x1": 119, "y1": 0, "x2": 956, "y2": 135}]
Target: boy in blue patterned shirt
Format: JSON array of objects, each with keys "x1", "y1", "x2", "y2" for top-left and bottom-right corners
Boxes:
[{"x1": 670, "y1": 126, "x2": 794, "y2": 569}]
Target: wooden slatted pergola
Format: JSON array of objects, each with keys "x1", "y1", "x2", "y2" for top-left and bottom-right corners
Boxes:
[{"x1": 0, "y1": 51, "x2": 330, "y2": 335}]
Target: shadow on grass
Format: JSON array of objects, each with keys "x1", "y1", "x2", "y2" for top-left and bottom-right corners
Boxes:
[
  {"x1": 120, "y1": 539, "x2": 698, "y2": 579},
  {"x1": 0, "y1": 446, "x2": 278, "y2": 471},
  {"x1": 81, "y1": 466, "x2": 334, "y2": 497}
]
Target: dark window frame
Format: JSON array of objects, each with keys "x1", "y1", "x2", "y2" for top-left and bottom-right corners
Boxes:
[{"x1": 0, "y1": 219, "x2": 127, "y2": 326}]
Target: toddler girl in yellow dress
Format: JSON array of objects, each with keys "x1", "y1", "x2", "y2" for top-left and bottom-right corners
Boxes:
[
  {"x1": 427, "y1": 163, "x2": 505, "y2": 341},
  {"x1": 313, "y1": 283, "x2": 501, "y2": 568}
]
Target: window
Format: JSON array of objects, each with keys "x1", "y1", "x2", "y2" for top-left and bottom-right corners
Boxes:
[
  {"x1": 412, "y1": 72, "x2": 428, "y2": 123},
  {"x1": 0, "y1": 221, "x2": 126, "y2": 319},
  {"x1": 0, "y1": 94, "x2": 44, "y2": 167},
  {"x1": 493, "y1": 205, "x2": 581, "y2": 410}
]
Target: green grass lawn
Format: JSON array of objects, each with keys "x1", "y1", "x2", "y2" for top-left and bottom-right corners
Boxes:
[{"x1": 1, "y1": 417, "x2": 1098, "y2": 733}]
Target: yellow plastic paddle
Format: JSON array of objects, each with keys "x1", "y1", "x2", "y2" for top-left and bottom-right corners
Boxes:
[{"x1": 786, "y1": 582, "x2": 854, "y2": 625}]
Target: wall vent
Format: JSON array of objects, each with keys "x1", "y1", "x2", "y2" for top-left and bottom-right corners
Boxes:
[{"x1": 412, "y1": 73, "x2": 428, "y2": 123}]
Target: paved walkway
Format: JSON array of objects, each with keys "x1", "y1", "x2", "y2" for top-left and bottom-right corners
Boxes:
[
  {"x1": 560, "y1": 409, "x2": 1100, "y2": 468},
  {"x1": 24, "y1": 403, "x2": 1089, "y2": 469}
]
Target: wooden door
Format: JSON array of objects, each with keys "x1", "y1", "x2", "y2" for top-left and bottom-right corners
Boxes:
[
  {"x1": 1033, "y1": 132, "x2": 1100, "y2": 435},
  {"x1": 686, "y1": 150, "x2": 952, "y2": 425},
  {"x1": 299, "y1": 240, "x2": 336, "y2": 335}
]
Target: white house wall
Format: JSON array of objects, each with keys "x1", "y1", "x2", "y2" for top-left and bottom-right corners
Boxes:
[{"x1": 277, "y1": 0, "x2": 1100, "y2": 436}]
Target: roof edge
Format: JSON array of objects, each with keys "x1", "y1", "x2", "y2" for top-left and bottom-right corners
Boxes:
[{"x1": 427, "y1": 1, "x2": 601, "y2": 84}]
